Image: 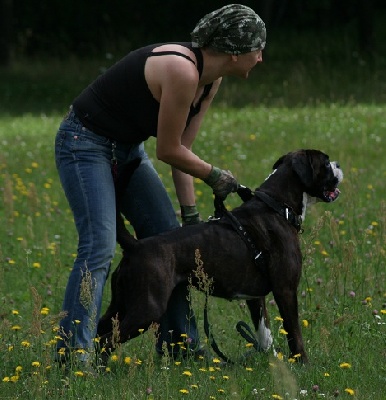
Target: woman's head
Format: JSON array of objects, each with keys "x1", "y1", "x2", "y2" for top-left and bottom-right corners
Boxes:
[{"x1": 191, "y1": 4, "x2": 266, "y2": 55}]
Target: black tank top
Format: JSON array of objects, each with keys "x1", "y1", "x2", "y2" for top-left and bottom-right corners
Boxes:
[{"x1": 72, "y1": 42, "x2": 213, "y2": 144}]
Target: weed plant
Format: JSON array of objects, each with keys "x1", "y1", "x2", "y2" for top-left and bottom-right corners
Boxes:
[{"x1": 0, "y1": 50, "x2": 385, "y2": 399}]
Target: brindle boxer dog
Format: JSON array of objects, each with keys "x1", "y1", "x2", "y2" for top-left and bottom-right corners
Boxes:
[{"x1": 97, "y1": 149, "x2": 343, "y2": 364}]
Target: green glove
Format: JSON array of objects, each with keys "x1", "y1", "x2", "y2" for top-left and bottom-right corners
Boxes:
[
  {"x1": 204, "y1": 166, "x2": 238, "y2": 200},
  {"x1": 181, "y1": 205, "x2": 202, "y2": 226}
]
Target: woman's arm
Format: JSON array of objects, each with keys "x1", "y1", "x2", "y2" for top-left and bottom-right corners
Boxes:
[{"x1": 172, "y1": 78, "x2": 222, "y2": 206}]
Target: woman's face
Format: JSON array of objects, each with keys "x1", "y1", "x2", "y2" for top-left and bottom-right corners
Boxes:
[{"x1": 232, "y1": 49, "x2": 263, "y2": 78}]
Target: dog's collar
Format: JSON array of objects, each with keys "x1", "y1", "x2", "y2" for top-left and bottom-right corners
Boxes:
[{"x1": 254, "y1": 190, "x2": 303, "y2": 232}]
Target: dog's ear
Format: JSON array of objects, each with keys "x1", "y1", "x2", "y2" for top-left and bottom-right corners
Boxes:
[{"x1": 291, "y1": 151, "x2": 315, "y2": 188}]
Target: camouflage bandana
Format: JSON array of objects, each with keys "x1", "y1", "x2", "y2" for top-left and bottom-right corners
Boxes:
[{"x1": 191, "y1": 4, "x2": 266, "y2": 55}]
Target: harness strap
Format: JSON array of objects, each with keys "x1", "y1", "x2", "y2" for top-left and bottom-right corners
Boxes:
[
  {"x1": 212, "y1": 196, "x2": 264, "y2": 265},
  {"x1": 254, "y1": 191, "x2": 303, "y2": 232}
]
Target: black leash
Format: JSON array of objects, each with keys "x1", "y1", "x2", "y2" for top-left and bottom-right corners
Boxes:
[{"x1": 204, "y1": 188, "x2": 266, "y2": 364}]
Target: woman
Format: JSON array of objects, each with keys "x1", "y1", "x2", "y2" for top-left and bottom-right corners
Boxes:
[{"x1": 55, "y1": 3, "x2": 266, "y2": 365}]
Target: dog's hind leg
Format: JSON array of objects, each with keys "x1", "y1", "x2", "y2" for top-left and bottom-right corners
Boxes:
[{"x1": 246, "y1": 298, "x2": 273, "y2": 351}]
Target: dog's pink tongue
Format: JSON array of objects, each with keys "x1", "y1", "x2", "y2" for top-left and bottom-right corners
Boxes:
[{"x1": 328, "y1": 188, "x2": 340, "y2": 201}]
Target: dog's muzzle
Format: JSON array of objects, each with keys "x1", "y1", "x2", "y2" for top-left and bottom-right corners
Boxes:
[{"x1": 322, "y1": 161, "x2": 343, "y2": 203}]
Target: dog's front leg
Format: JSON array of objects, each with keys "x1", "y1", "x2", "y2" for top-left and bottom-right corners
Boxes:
[
  {"x1": 246, "y1": 298, "x2": 273, "y2": 351},
  {"x1": 273, "y1": 290, "x2": 308, "y2": 363}
]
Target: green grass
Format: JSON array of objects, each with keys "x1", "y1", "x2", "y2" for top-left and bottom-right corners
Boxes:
[{"x1": 0, "y1": 57, "x2": 385, "y2": 399}]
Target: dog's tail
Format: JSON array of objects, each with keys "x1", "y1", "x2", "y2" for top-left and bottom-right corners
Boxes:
[{"x1": 115, "y1": 159, "x2": 141, "y2": 251}]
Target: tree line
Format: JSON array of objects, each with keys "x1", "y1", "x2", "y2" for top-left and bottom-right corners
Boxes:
[{"x1": 0, "y1": 0, "x2": 384, "y2": 65}]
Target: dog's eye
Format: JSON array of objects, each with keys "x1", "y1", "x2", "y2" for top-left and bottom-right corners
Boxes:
[{"x1": 325, "y1": 160, "x2": 331, "y2": 168}]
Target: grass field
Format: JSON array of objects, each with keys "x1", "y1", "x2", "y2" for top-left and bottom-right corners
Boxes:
[{"x1": 0, "y1": 55, "x2": 385, "y2": 399}]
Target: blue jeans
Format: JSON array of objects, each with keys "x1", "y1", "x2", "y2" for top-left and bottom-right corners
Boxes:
[{"x1": 55, "y1": 110, "x2": 199, "y2": 360}]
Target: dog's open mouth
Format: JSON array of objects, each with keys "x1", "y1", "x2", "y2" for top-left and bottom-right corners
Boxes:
[{"x1": 323, "y1": 187, "x2": 340, "y2": 202}]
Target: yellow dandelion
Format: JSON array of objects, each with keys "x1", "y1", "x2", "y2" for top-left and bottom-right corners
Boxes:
[
  {"x1": 302, "y1": 319, "x2": 309, "y2": 327},
  {"x1": 294, "y1": 353, "x2": 302, "y2": 359},
  {"x1": 180, "y1": 333, "x2": 188, "y2": 338},
  {"x1": 288, "y1": 358, "x2": 296, "y2": 363},
  {"x1": 277, "y1": 352, "x2": 284, "y2": 361},
  {"x1": 76, "y1": 349, "x2": 86, "y2": 354},
  {"x1": 212, "y1": 358, "x2": 221, "y2": 364},
  {"x1": 272, "y1": 395, "x2": 283, "y2": 399},
  {"x1": 74, "y1": 319, "x2": 81, "y2": 324},
  {"x1": 223, "y1": 375, "x2": 229, "y2": 380},
  {"x1": 105, "y1": 367, "x2": 111, "y2": 373},
  {"x1": 279, "y1": 329, "x2": 288, "y2": 335},
  {"x1": 74, "y1": 371, "x2": 84, "y2": 377},
  {"x1": 208, "y1": 367, "x2": 215, "y2": 372},
  {"x1": 32, "y1": 262, "x2": 41, "y2": 268},
  {"x1": 44, "y1": 183, "x2": 51, "y2": 189},
  {"x1": 274, "y1": 316, "x2": 283, "y2": 322},
  {"x1": 31, "y1": 361, "x2": 41, "y2": 367},
  {"x1": 314, "y1": 240, "x2": 321, "y2": 245},
  {"x1": 365, "y1": 296, "x2": 372, "y2": 302},
  {"x1": 15, "y1": 366, "x2": 22, "y2": 373},
  {"x1": 179, "y1": 389, "x2": 189, "y2": 394},
  {"x1": 93, "y1": 337, "x2": 100, "y2": 343},
  {"x1": 175, "y1": 361, "x2": 181, "y2": 366},
  {"x1": 199, "y1": 367, "x2": 207, "y2": 372},
  {"x1": 58, "y1": 348, "x2": 66, "y2": 356},
  {"x1": 21, "y1": 341, "x2": 31, "y2": 347},
  {"x1": 12, "y1": 310, "x2": 19, "y2": 315},
  {"x1": 190, "y1": 384, "x2": 199, "y2": 389},
  {"x1": 10, "y1": 375, "x2": 19, "y2": 382},
  {"x1": 31, "y1": 162, "x2": 39, "y2": 168},
  {"x1": 380, "y1": 309, "x2": 386, "y2": 314},
  {"x1": 3, "y1": 377, "x2": 10, "y2": 382},
  {"x1": 339, "y1": 362, "x2": 351, "y2": 369},
  {"x1": 135, "y1": 359, "x2": 142, "y2": 365},
  {"x1": 344, "y1": 388, "x2": 355, "y2": 396},
  {"x1": 324, "y1": 372, "x2": 330, "y2": 377},
  {"x1": 183, "y1": 370, "x2": 192, "y2": 377},
  {"x1": 209, "y1": 375, "x2": 215, "y2": 380},
  {"x1": 218, "y1": 389, "x2": 225, "y2": 393},
  {"x1": 245, "y1": 342, "x2": 254, "y2": 348},
  {"x1": 124, "y1": 357, "x2": 131, "y2": 365},
  {"x1": 321, "y1": 250, "x2": 329, "y2": 256},
  {"x1": 138, "y1": 328, "x2": 144, "y2": 333},
  {"x1": 111, "y1": 355, "x2": 118, "y2": 362},
  {"x1": 25, "y1": 168, "x2": 32, "y2": 173},
  {"x1": 11, "y1": 325, "x2": 21, "y2": 331},
  {"x1": 8, "y1": 259, "x2": 16, "y2": 264},
  {"x1": 8, "y1": 345, "x2": 14, "y2": 351},
  {"x1": 245, "y1": 367, "x2": 253, "y2": 371},
  {"x1": 40, "y1": 307, "x2": 49, "y2": 315}
]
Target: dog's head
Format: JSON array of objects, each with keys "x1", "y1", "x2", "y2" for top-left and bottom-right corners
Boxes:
[{"x1": 273, "y1": 149, "x2": 343, "y2": 203}]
